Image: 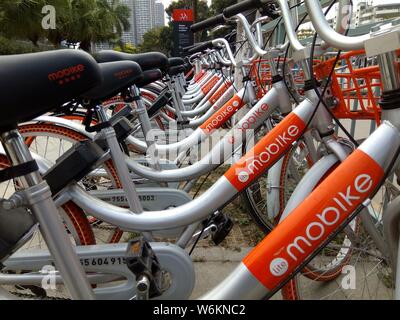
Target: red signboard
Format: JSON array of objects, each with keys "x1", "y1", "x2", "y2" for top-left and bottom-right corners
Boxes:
[{"x1": 172, "y1": 9, "x2": 194, "y2": 22}]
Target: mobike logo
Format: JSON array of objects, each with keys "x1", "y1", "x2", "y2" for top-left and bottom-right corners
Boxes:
[
  {"x1": 237, "y1": 103, "x2": 269, "y2": 132},
  {"x1": 200, "y1": 95, "x2": 244, "y2": 134},
  {"x1": 201, "y1": 76, "x2": 220, "y2": 95},
  {"x1": 114, "y1": 68, "x2": 134, "y2": 80},
  {"x1": 225, "y1": 112, "x2": 305, "y2": 192},
  {"x1": 209, "y1": 81, "x2": 232, "y2": 105},
  {"x1": 270, "y1": 258, "x2": 289, "y2": 276},
  {"x1": 48, "y1": 64, "x2": 85, "y2": 85},
  {"x1": 242, "y1": 149, "x2": 384, "y2": 290},
  {"x1": 286, "y1": 173, "x2": 374, "y2": 262}
]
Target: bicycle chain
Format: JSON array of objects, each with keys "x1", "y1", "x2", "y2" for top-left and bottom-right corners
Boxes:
[
  {"x1": 92, "y1": 224, "x2": 117, "y2": 231},
  {"x1": 9, "y1": 290, "x2": 70, "y2": 300}
]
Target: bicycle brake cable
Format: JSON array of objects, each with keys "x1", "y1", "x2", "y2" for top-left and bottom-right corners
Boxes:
[{"x1": 308, "y1": 0, "x2": 360, "y2": 147}]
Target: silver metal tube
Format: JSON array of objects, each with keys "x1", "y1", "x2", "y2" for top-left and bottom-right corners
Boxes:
[
  {"x1": 234, "y1": 14, "x2": 267, "y2": 57},
  {"x1": 215, "y1": 50, "x2": 232, "y2": 66},
  {"x1": 201, "y1": 263, "x2": 268, "y2": 299},
  {"x1": 277, "y1": 0, "x2": 305, "y2": 52},
  {"x1": 212, "y1": 38, "x2": 237, "y2": 67},
  {"x1": 290, "y1": 0, "x2": 299, "y2": 26},
  {"x1": 126, "y1": 87, "x2": 281, "y2": 182},
  {"x1": 176, "y1": 222, "x2": 201, "y2": 248},
  {"x1": 377, "y1": 51, "x2": 400, "y2": 91},
  {"x1": 68, "y1": 176, "x2": 237, "y2": 231},
  {"x1": 305, "y1": 0, "x2": 369, "y2": 50},
  {"x1": 324, "y1": 137, "x2": 349, "y2": 162},
  {"x1": 69, "y1": 98, "x2": 318, "y2": 232},
  {"x1": 102, "y1": 127, "x2": 144, "y2": 214},
  {"x1": 1, "y1": 130, "x2": 95, "y2": 300}
]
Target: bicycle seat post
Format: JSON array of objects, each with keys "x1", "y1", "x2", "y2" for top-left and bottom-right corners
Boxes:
[
  {"x1": 130, "y1": 85, "x2": 163, "y2": 174},
  {"x1": 94, "y1": 105, "x2": 145, "y2": 215}
]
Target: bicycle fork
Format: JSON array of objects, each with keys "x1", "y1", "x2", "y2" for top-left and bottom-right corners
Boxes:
[{"x1": 0, "y1": 130, "x2": 95, "y2": 300}]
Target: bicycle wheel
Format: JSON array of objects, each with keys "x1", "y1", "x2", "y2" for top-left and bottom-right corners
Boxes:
[
  {"x1": 243, "y1": 133, "x2": 314, "y2": 231},
  {"x1": 19, "y1": 123, "x2": 126, "y2": 244},
  {"x1": 242, "y1": 121, "x2": 360, "y2": 298},
  {"x1": 280, "y1": 165, "x2": 394, "y2": 300},
  {"x1": 291, "y1": 201, "x2": 393, "y2": 299},
  {"x1": 0, "y1": 154, "x2": 95, "y2": 299}
]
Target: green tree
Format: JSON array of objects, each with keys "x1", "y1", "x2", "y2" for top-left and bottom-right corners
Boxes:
[
  {"x1": 0, "y1": 0, "x2": 50, "y2": 45},
  {"x1": 210, "y1": 0, "x2": 238, "y2": 15},
  {"x1": 208, "y1": 0, "x2": 238, "y2": 39},
  {"x1": 0, "y1": 0, "x2": 131, "y2": 52},
  {"x1": 138, "y1": 26, "x2": 173, "y2": 55},
  {"x1": 114, "y1": 43, "x2": 140, "y2": 54},
  {"x1": 55, "y1": 0, "x2": 131, "y2": 51}
]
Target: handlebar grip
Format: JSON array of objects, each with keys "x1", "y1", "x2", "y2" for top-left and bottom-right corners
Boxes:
[
  {"x1": 191, "y1": 14, "x2": 225, "y2": 33},
  {"x1": 186, "y1": 41, "x2": 213, "y2": 55},
  {"x1": 182, "y1": 44, "x2": 198, "y2": 53},
  {"x1": 223, "y1": 0, "x2": 263, "y2": 18}
]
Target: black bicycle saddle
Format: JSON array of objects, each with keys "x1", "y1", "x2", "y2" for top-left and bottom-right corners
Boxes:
[
  {"x1": 81, "y1": 61, "x2": 143, "y2": 102},
  {"x1": 94, "y1": 51, "x2": 169, "y2": 73},
  {"x1": 136, "y1": 69, "x2": 163, "y2": 88},
  {"x1": 0, "y1": 49, "x2": 101, "y2": 132}
]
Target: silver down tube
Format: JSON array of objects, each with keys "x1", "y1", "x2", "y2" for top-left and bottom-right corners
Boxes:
[
  {"x1": 126, "y1": 86, "x2": 282, "y2": 182},
  {"x1": 1, "y1": 130, "x2": 95, "y2": 300},
  {"x1": 66, "y1": 99, "x2": 317, "y2": 232},
  {"x1": 200, "y1": 263, "x2": 268, "y2": 299}
]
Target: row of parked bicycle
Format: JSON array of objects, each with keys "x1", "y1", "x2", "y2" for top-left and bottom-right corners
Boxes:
[{"x1": 0, "y1": 0, "x2": 399, "y2": 300}]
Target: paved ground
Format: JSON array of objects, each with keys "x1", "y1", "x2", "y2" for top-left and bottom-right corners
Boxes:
[{"x1": 190, "y1": 247, "x2": 272, "y2": 299}]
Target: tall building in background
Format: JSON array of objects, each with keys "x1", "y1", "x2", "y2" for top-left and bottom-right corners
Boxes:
[
  {"x1": 94, "y1": 0, "x2": 136, "y2": 52},
  {"x1": 154, "y1": 0, "x2": 166, "y2": 28},
  {"x1": 94, "y1": 0, "x2": 165, "y2": 51},
  {"x1": 121, "y1": 0, "x2": 136, "y2": 45},
  {"x1": 133, "y1": 0, "x2": 159, "y2": 45},
  {"x1": 355, "y1": 1, "x2": 400, "y2": 26}
]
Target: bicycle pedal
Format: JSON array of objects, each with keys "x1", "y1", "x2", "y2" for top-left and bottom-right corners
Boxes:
[
  {"x1": 211, "y1": 213, "x2": 234, "y2": 246},
  {"x1": 125, "y1": 238, "x2": 169, "y2": 299}
]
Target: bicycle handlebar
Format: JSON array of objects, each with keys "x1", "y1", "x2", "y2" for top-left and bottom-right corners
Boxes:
[
  {"x1": 223, "y1": 0, "x2": 267, "y2": 18},
  {"x1": 182, "y1": 44, "x2": 198, "y2": 53},
  {"x1": 191, "y1": 0, "x2": 270, "y2": 34},
  {"x1": 191, "y1": 14, "x2": 225, "y2": 33},
  {"x1": 305, "y1": 0, "x2": 369, "y2": 50},
  {"x1": 186, "y1": 41, "x2": 213, "y2": 55},
  {"x1": 234, "y1": 13, "x2": 267, "y2": 57},
  {"x1": 212, "y1": 38, "x2": 237, "y2": 67},
  {"x1": 277, "y1": 0, "x2": 305, "y2": 52}
]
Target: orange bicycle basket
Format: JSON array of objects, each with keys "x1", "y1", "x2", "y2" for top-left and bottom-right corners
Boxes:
[{"x1": 314, "y1": 50, "x2": 383, "y2": 124}]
